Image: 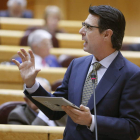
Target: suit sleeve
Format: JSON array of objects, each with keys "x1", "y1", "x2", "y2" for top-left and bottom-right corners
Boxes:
[{"x1": 24, "y1": 59, "x2": 74, "y2": 120}]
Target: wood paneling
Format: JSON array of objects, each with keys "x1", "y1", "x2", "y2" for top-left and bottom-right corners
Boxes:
[
  {"x1": 1, "y1": 0, "x2": 140, "y2": 36},
  {"x1": 0, "y1": 46, "x2": 140, "y2": 67},
  {"x1": 0, "y1": 65, "x2": 66, "y2": 89}
]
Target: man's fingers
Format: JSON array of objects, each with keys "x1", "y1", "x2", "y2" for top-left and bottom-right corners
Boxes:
[
  {"x1": 28, "y1": 49, "x2": 34, "y2": 58},
  {"x1": 62, "y1": 106, "x2": 74, "y2": 114},
  {"x1": 68, "y1": 106, "x2": 82, "y2": 115},
  {"x1": 28, "y1": 49, "x2": 35, "y2": 63},
  {"x1": 20, "y1": 48, "x2": 29, "y2": 60},
  {"x1": 17, "y1": 51, "x2": 26, "y2": 62},
  {"x1": 62, "y1": 106, "x2": 79, "y2": 119},
  {"x1": 12, "y1": 59, "x2": 20, "y2": 67},
  {"x1": 80, "y1": 104, "x2": 89, "y2": 112}
]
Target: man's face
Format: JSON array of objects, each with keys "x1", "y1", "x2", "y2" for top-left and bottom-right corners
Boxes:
[
  {"x1": 33, "y1": 39, "x2": 52, "y2": 58},
  {"x1": 46, "y1": 14, "x2": 60, "y2": 32},
  {"x1": 9, "y1": 2, "x2": 24, "y2": 17},
  {"x1": 79, "y1": 14, "x2": 104, "y2": 56}
]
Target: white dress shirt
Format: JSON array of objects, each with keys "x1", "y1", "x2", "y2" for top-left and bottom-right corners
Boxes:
[
  {"x1": 34, "y1": 54, "x2": 49, "y2": 69},
  {"x1": 26, "y1": 50, "x2": 118, "y2": 131},
  {"x1": 87, "y1": 50, "x2": 118, "y2": 131},
  {"x1": 37, "y1": 110, "x2": 56, "y2": 126}
]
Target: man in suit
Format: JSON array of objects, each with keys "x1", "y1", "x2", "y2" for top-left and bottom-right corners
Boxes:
[
  {"x1": 12, "y1": 5, "x2": 140, "y2": 140},
  {"x1": 0, "y1": 0, "x2": 33, "y2": 18},
  {"x1": 8, "y1": 77, "x2": 67, "y2": 126}
]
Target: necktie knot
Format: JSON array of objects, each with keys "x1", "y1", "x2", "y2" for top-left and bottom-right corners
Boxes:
[{"x1": 93, "y1": 62, "x2": 101, "y2": 71}]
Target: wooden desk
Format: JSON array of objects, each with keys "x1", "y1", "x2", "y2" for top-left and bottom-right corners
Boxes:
[
  {"x1": 0, "y1": 65, "x2": 66, "y2": 89},
  {"x1": 0, "y1": 30, "x2": 84, "y2": 48},
  {"x1": 0, "y1": 124, "x2": 64, "y2": 140},
  {"x1": 0, "y1": 89, "x2": 24, "y2": 105},
  {"x1": 0, "y1": 45, "x2": 140, "y2": 67},
  {"x1": 0, "y1": 89, "x2": 55, "y2": 105},
  {"x1": 0, "y1": 17, "x2": 82, "y2": 34},
  {"x1": 1, "y1": 30, "x2": 140, "y2": 48},
  {"x1": 0, "y1": 45, "x2": 89, "y2": 62}
]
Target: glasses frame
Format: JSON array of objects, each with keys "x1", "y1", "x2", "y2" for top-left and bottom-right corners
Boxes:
[{"x1": 82, "y1": 22, "x2": 99, "y2": 30}]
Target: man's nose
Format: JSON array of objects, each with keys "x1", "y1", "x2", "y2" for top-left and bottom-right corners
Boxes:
[{"x1": 79, "y1": 27, "x2": 86, "y2": 35}]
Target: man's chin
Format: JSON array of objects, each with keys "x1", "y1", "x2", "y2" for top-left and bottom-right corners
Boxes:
[
  {"x1": 83, "y1": 47, "x2": 88, "y2": 52},
  {"x1": 83, "y1": 47, "x2": 93, "y2": 55}
]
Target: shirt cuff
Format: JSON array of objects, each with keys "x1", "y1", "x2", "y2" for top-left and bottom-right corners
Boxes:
[
  {"x1": 26, "y1": 81, "x2": 39, "y2": 94},
  {"x1": 88, "y1": 115, "x2": 94, "y2": 132}
]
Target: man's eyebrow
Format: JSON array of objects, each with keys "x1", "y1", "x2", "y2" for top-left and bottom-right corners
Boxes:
[{"x1": 84, "y1": 22, "x2": 91, "y2": 26}]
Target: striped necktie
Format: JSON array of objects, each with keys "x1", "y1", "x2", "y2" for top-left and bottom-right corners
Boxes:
[{"x1": 81, "y1": 62, "x2": 101, "y2": 106}]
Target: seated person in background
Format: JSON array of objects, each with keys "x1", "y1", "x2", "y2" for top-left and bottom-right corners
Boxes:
[
  {"x1": 20, "y1": 5, "x2": 64, "y2": 47},
  {"x1": 42, "y1": 5, "x2": 65, "y2": 47},
  {"x1": 0, "y1": 0, "x2": 33, "y2": 18},
  {"x1": 8, "y1": 77, "x2": 67, "y2": 126},
  {"x1": 12, "y1": 29, "x2": 61, "y2": 68},
  {"x1": 121, "y1": 43, "x2": 140, "y2": 51}
]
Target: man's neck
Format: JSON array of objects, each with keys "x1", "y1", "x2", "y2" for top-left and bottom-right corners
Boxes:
[{"x1": 94, "y1": 49, "x2": 116, "y2": 61}]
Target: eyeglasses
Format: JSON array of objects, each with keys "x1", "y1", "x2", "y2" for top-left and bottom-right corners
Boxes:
[{"x1": 82, "y1": 22, "x2": 99, "y2": 30}]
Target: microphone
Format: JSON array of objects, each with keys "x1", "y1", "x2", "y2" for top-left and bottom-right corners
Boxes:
[
  {"x1": 91, "y1": 73, "x2": 98, "y2": 140},
  {"x1": 91, "y1": 73, "x2": 96, "y2": 83}
]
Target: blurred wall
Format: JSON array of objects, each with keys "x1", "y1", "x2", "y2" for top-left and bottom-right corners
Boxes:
[{"x1": 0, "y1": 0, "x2": 140, "y2": 36}]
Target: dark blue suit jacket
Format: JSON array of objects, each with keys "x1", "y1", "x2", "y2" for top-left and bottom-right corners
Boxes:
[
  {"x1": 25, "y1": 52, "x2": 140, "y2": 140},
  {"x1": 0, "y1": 10, "x2": 33, "y2": 18}
]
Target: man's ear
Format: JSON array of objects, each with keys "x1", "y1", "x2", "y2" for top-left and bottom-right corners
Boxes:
[{"x1": 103, "y1": 29, "x2": 113, "y2": 38}]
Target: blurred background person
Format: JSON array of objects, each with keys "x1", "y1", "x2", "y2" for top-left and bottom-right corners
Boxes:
[
  {"x1": 8, "y1": 77, "x2": 67, "y2": 126},
  {"x1": 11, "y1": 29, "x2": 61, "y2": 68},
  {"x1": 0, "y1": 0, "x2": 33, "y2": 18},
  {"x1": 42, "y1": 5, "x2": 65, "y2": 47},
  {"x1": 20, "y1": 5, "x2": 64, "y2": 47}
]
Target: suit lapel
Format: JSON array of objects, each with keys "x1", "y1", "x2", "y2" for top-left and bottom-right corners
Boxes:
[
  {"x1": 74, "y1": 55, "x2": 93, "y2": 107},
  {"x1": 87, "y1": 52, "x2": 124, "y2": 110}
]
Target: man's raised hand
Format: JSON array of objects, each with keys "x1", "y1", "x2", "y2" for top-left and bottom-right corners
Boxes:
[{"x1": 12, "y1": 49, "x2": 41, "y2": 88}]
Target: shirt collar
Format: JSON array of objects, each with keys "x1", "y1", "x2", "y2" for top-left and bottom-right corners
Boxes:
[
  {"x1": 34, "y1": 54, "x2": 42, "y2": 62},
  {"x1": 91, "y1": 50, "x2": 119, "y2": 68}
]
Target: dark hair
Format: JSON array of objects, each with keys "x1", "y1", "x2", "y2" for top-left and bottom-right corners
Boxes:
[{"x1": 89, "y1": 5, "x2": 126, "y2": 50}]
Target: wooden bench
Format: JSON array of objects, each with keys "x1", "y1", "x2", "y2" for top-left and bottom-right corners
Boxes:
[
  {"x1": 0, "y1": 124, "x2": 64, "y2": 140},
  {"x1": 1, "y1": 30, "x2": 140, "y2": 48},
  {"x1": 0, "y1": 45, "x2": 89, "y2": 62},
  {"x1": 0, "y1": 65, "x2": 66, "y2": 89},
  {"x1": 0, "y1": 17, "x2": 82, "y2": 34},
  {"x1": 0, "y1": 30, "x2": 83, "y2": 48},
  {"x1": 0, "y1": 89, "x2": 55, "y2": 105},
  {"x1": 0, "y1": 89, "x2": 24, "y2": 105},
  {"x1": 0, "y1": 124, "x2": 139, "y2": 140},
  {"x1": 0, "y1": 45, "x2": 140, "y2": 67}
]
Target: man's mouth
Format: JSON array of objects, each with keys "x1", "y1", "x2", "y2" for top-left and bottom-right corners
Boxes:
[{"x1": 83, "y1": 40, "x2": 88, "y2": 46}]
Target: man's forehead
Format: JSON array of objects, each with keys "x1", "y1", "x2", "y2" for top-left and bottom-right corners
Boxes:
[{"x1": 85, "y1": 14, "x2": 99, "y2": 25}]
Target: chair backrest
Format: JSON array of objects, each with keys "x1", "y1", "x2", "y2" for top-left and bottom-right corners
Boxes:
[
  {"x1": 58, "y1": 54, "x2": 76, "y2": 67},
  {"x1": 51, "y1": 79, "x2": 63, "y2": 91},
  {"x1": 19, "y1": 26, "x2": 40, "y2": 46},
  {"x1": 0, "y1": 101, "x2": 25, "y2": 124},
  {"x1": 121, "y1": 43, "x2": 140, "y2": 51}
]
